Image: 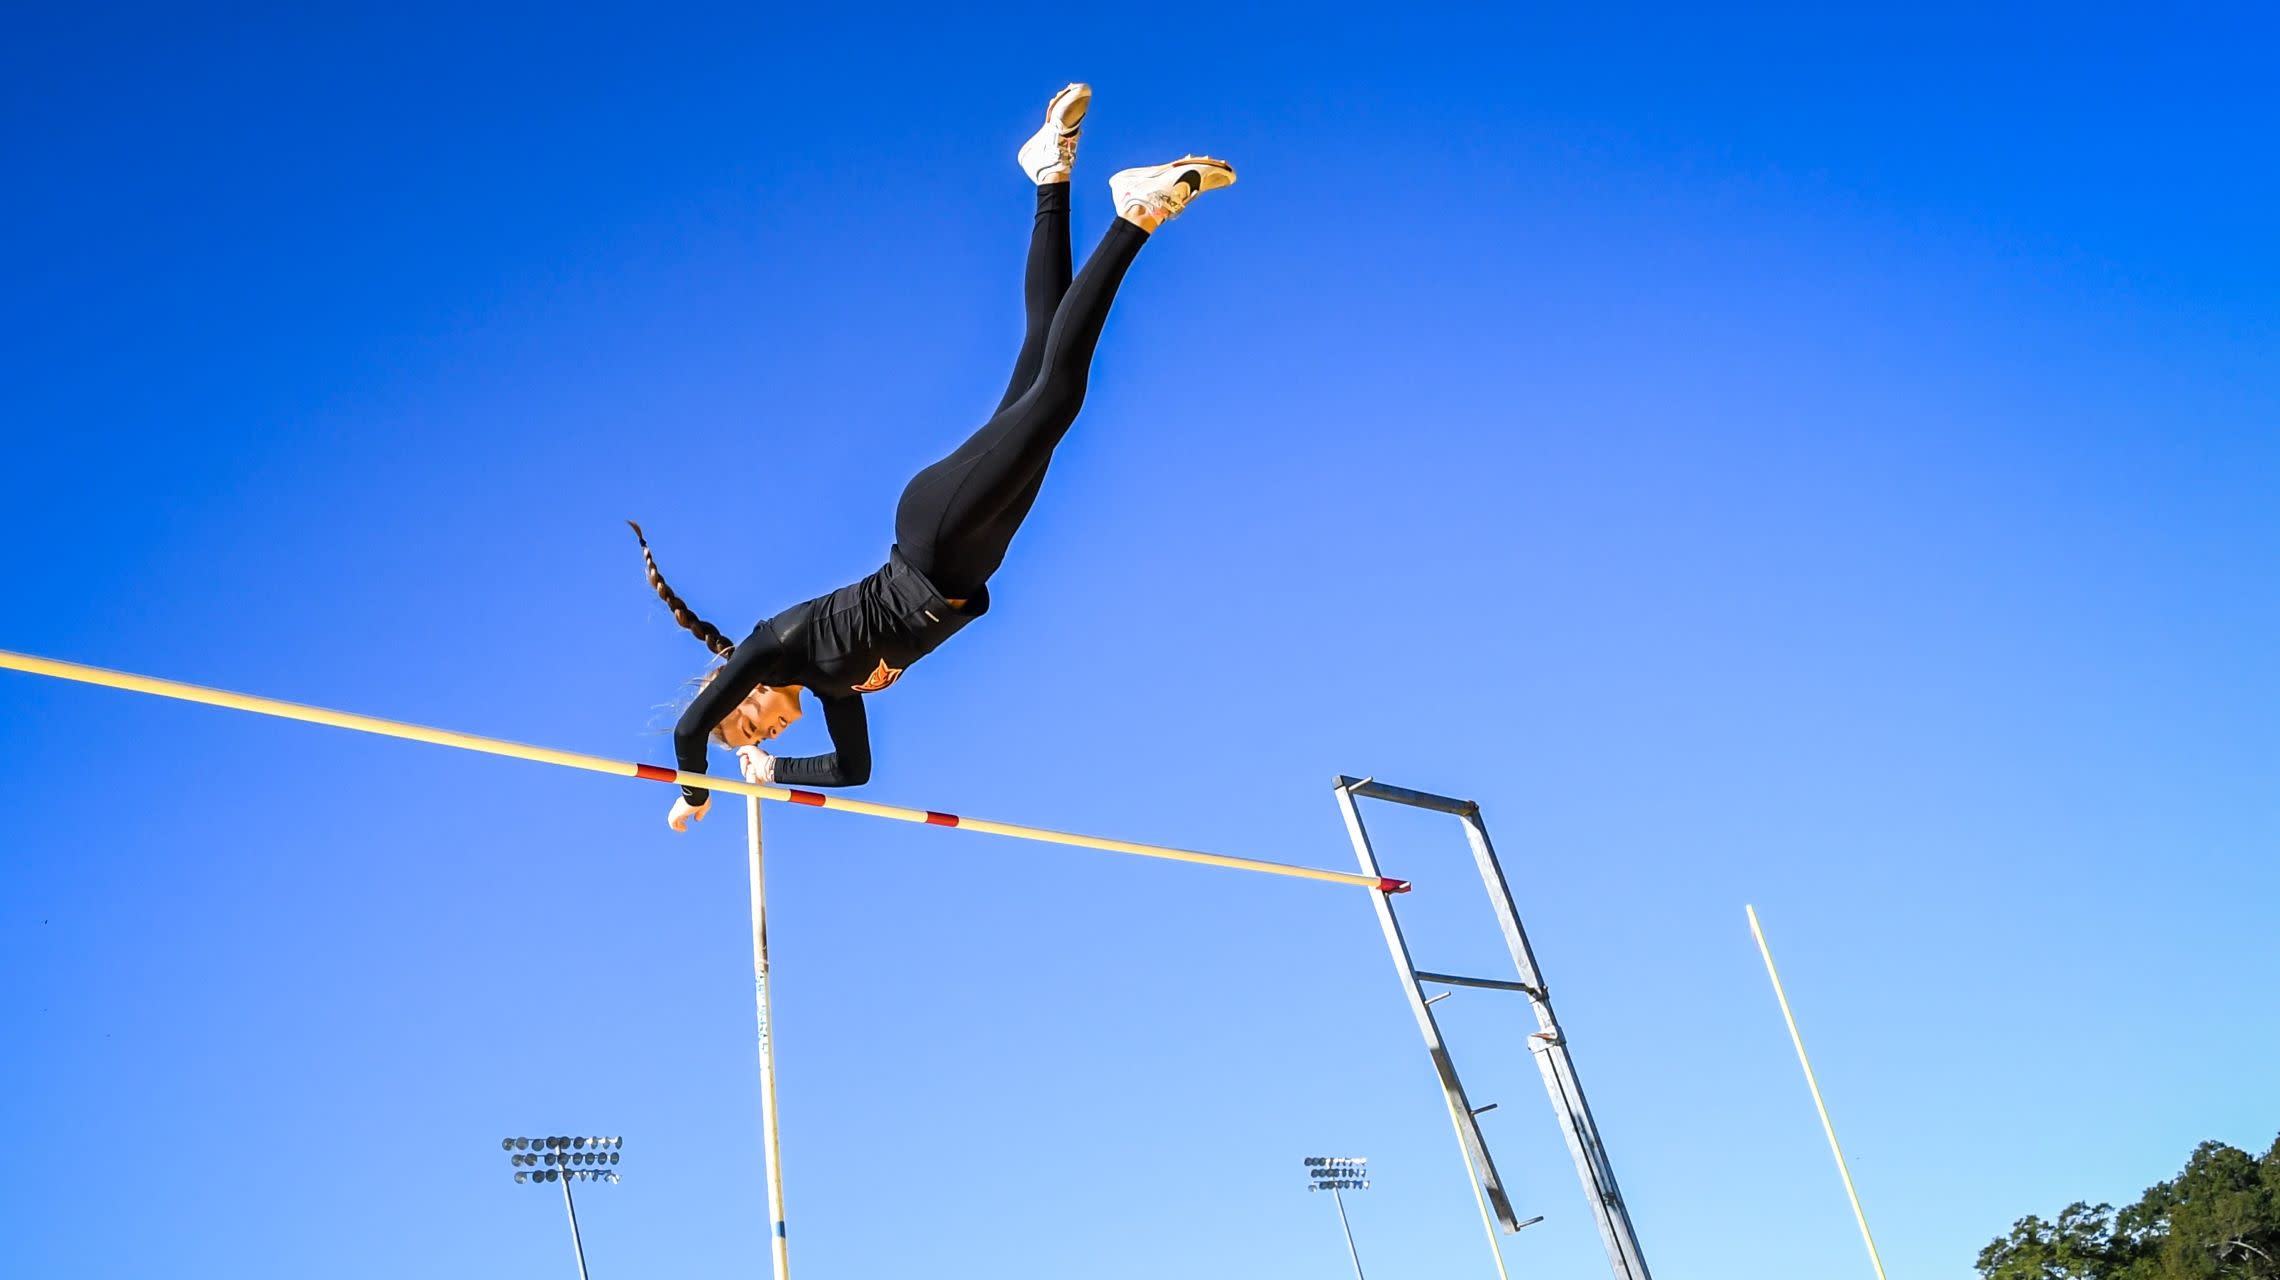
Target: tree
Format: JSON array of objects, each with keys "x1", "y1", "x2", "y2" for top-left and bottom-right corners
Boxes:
[
  {"x1": 1977, "y1": 1201, "x2": 2144, "y2": 1279},
  {"x1": 2142, "y1": 1138, "x2": 2280, "y2": 1279},
  {"x1": 1978, "y1": 1136, "x2": 2280, "y2": 1280}
]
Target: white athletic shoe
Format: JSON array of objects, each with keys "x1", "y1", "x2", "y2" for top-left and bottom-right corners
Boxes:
[
  {"x1": 1109, "y1": 156, "x2": 1237, "y2": 226},
  {"x1": 1016, "y1": 82, "x2": 1091, "y2": 184}
]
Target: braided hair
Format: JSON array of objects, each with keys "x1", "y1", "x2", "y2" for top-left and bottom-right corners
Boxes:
[{"x1": 628, "y1": 521, "x2": 736, "y2": 659}]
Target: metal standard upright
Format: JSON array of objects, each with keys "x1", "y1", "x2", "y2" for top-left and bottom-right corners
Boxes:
[{"x1": 1332, "y1": 777, "x2": 1652, "y2": 1280}]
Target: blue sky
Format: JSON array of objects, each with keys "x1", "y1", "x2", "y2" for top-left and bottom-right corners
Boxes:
[{"x1": 3, "y1": 4, "x2": 2275, "y2": 1277}]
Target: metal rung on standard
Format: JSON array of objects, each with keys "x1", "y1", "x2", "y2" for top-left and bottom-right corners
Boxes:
[
  {"x1": 1415, "y1": 971, "x2": 1546, "y2": 998},
  {"x1": 1338, "y1": 777, "x2": 1481, "y2": 816}
]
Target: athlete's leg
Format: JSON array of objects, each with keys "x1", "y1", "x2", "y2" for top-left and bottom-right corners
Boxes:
[
  {"x1": 895, "y1": 219, "x2": 1150, "y2": 597},
  {"x1": 994, "y1": 182, "x2": 1073, "y2": 415},
  {"x1": 913, "y1": 186, "x2": 1070, "y2": 587},
  {"x1": 959, "y1": 184, "x2": 1077, "y2": 559},
  {"x1": 999, "y1": 83, "x2": 1087, "y2": 412}
]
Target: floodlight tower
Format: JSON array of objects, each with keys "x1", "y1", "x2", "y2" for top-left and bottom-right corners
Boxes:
[
  {"x1": 1305, "y1": 1155, "x2": 1372, "y2": 1280},
  {"x1": 502, "y1": 1135, "x2": 626, "y2": 1280}
]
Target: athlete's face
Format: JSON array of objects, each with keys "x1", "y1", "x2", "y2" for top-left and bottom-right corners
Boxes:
[{"x1": 715, "y1": 686, "x2": 804, "y2": 747}]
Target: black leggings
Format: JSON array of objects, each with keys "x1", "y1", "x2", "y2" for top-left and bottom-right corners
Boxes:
[{"x1": 894, "y1": 184, "x2": 1148, "y2": 599}]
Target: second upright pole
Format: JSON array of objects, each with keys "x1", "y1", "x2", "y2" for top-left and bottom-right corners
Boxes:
[
  {"x1": 1747, "y1": 905, "x2": 1888, "y2": 1280},
  {"x1": 747, "y1": 798, "x2": 791, "y2": 1280}
]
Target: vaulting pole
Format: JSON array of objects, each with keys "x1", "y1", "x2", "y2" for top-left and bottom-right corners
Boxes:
[
  {"x1": 747, "y1": 798, "x2": 791, "y2": 1280},
  {"x1": 1746, "y1": 905, "x2": 1889, "y2": 1280},
  {"x1": 0, "y1": 649, "x2": 1405, "y2": 893}
]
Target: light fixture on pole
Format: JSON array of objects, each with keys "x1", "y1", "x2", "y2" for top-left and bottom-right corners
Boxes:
[
  {"x1": 503, "y1": 1135, "x2": 626, "y2": 1280},
  {"x1": 1305, "y1": 1155, "x2": 1372, "y2": 1280}
]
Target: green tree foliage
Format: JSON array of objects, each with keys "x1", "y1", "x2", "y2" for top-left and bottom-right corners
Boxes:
[{"x1": 1978, "y1": 1136, "x2": 2280, "y2": 1280}]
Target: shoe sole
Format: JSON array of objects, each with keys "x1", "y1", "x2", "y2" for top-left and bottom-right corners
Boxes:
[
  {"x1": 1133, "y1": 155, "x2": 1234, "y2": 180},
  {"x1": 1114, "y1": 156, "x2": 1238, "y2": 202},
  {"x1": 1047, "y1": 83, "x2": 1091, "y2": 132}
]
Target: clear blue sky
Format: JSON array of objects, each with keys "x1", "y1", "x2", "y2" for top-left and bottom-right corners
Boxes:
[{"x1": 4, "y1": 4, "x2": 2274, "y2": 1277}]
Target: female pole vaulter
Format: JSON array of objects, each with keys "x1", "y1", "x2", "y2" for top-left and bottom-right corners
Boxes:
[{"x1": 632, "y1": 83, "x2": 1236, "y2": 832}]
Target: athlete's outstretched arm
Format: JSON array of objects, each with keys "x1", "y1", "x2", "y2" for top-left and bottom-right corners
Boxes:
[
  {"x1": 673, "y1": 626, "x2": 784, "y2": 806},
  {"x1": 770, "y1": 693, "x2": 872, "y2": 788}
]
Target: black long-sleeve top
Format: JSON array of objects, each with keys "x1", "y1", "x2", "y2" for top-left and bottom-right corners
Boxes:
[{"x1": 673, "y1": 547, "x2": 986, "y2": 805}]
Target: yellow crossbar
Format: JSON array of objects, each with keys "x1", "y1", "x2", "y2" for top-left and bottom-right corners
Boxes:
[{"x1": 0, "y1": 648, "x2": 1406, "y2": 893}]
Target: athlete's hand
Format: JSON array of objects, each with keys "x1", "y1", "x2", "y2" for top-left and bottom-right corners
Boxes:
[
  {"x1": 737, "y1": 745, "x2": 777, "y2": 784},
  {"x1": 667, "y1": 797, "x2": 710, "y2": 832}
]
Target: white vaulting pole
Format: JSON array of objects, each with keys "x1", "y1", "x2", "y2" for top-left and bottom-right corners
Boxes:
[
  {"x1": 1746, "y1": 905, "x2": 1889, "y2": 1280},
  {"x1": 748, "y1": 798, "x2": 791, "y2": 1280}
]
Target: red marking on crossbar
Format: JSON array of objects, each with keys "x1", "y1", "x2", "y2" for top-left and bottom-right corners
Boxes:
[
  {"x1": 924, "y1": 811, "x2": 959, "y2": 827},
  {"x1": 788, "y1": 789, "x2": 826, "y2": 806},
  {"x1": 1379, "y1": 878, "x2": 1412, "y2": 894},
  {"x1": 634, "y1": 764, "x2": 676, "y2": 783}
]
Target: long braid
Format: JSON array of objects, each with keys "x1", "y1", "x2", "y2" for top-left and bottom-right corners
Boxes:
[{"x1": 628, "y1": 521, "x2": 737, "y2": 659}]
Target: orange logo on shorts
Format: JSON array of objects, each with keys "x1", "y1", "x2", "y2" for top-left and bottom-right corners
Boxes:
[{"x1": 852, "y1": 660, "x2": 904, "y2": 693}]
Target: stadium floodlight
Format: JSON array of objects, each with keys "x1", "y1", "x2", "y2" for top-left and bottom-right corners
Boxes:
[
  {"x1": 1304, "y1": 1156, "x2": 1372, "y2": 1280},
  {"x1": 503, "y1": 1135, "x2": 627, "y2": 1280}
]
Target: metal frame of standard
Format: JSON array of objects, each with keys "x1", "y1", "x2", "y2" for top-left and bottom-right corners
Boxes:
[{"x1": 1333, "y1": 776, "x2": 1652, "y2": 1280}]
